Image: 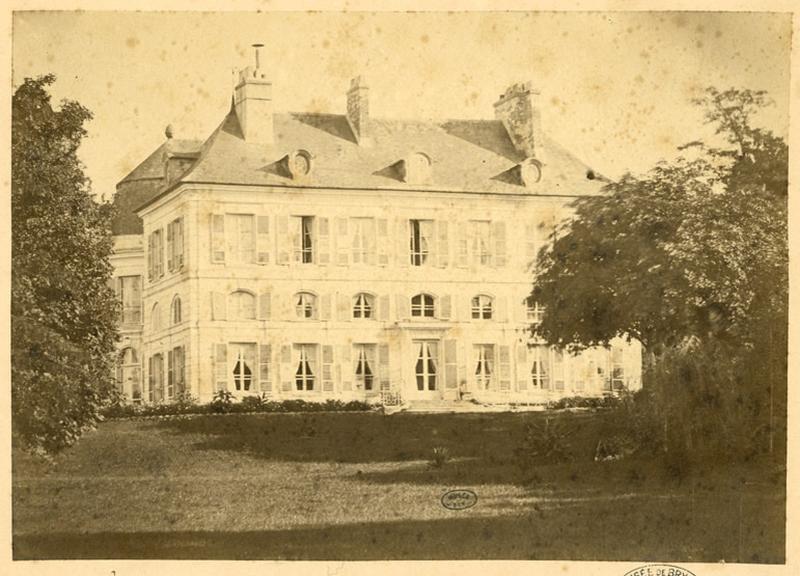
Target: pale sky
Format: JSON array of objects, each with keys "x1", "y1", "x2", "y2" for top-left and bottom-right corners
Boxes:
[{"x1": 12, "y1": 11, "x2": 792, "y2": 200}]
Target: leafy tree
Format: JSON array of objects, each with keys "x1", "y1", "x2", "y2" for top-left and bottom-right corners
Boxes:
[
  {"x1": 12, "y1": 74, "x2": 119, "y2": 455},
  {"x1": 531, "y1": 88, "x2": 787, "y2": 458}
]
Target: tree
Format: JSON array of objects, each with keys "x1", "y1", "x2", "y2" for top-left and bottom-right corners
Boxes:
[
  {"x1": 531, "y1": 88, "x2": 787, "y2": 458},
  {"x1": 12, "y1": 74, "x2": 119, "y2": 455}
]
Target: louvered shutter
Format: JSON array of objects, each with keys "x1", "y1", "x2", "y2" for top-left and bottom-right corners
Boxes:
[
  {"x1": 280, "y1": 345, "x2": 292, "y2": 392},
  {"x1": 493, "y1": 221, "x2": 507, "y2": 268},
  {"x1": 211, "y1": 214, "x2": 225, "y2": 263},
  {"x1": 396, "y1": 294, "x2": 410, "y2": 321},
  {"x1": 175, "y1": 218, "x2": 184, "y2": 269},
  {"x1": 525, "y1": 221, "x2": 537, "y2": 271},
  {"x1": 377, "y1": 218, "x2": 389, "y2": 266},
  {"x1": 289, "y1": 216, "x2": 301, "y2": 264},
  {"x1": 336, "y1": 218, "x2": 349, "y2": 265},
  {"x1": 339, "y1": 345, "x2": 353, "y2": 391},
  {"x1": 318, "y1": 217, "x2": 331, "y2": 265},
  {"x1": 378, "y1": 344, "x2": 390, "y2": 391},
  {"x1": 258, "y1": 292, "x2": 271, "y2": 320},
  {"x1": 256, "y1": 215, "x2": 271, "y2": 264},
  {"x1": 498, "y1": 345, "x2": 511, "y2": 391},
  {"x1": 444, "y1": 339, "x2": 458, "y2": 390},
  {"x1": 322, "y1": 345, "x2": 335, "y2": 392},
  {"x1": 147, "y1": 234, "x2": 154, "y2": 281},
  {"x1": 437, "y1": 220, "x2": 449, "y2": 268},
  {"x1": 439, "y1": 295, "x2": 452, "y2": 320},
  {"x1": 396, "y1": 219, "x2": 408, "y2": 267},
  {"x1": 167, "y1": 349, "x2": 174, "y2": 399},
  {"x1": 276, "y1": 216, "x2": 289, "y2": 265},
  {"x1": 516, "y1": 343, "x2": 529, "y2": 392},
  {"x1": 166, "y1": 221, "x2": 174, "y2": 272},
  {"x1": 378, "y1": 295, "x2": 390, "y2": 321},
  {"x1": 320, "y1": 294, "x2": 332, "y2": 320},
  {"x1": 212, "y1": 292, "x2": 227, "y2": 321},
  {"x1": 457, "y1": 223, "x2": 468, "y2": 268},
  {"x1": 258, "y1": 344, "x2": 272, "y2": 394},
  {"x1": 148, "y1": 356, "x2": 155, "y2": 402},
  {"x1": 214, "y1": 344, "x2": 228, "y2": 391},
  {"x1": 495, "y1": 295, "x2": 507, "y2": 322},
  {"x1": 336, "y1": 293, "x2": 351, "y2": 321}
]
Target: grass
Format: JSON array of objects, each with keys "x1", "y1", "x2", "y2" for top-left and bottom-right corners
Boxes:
[{"x1": 12, "y1": 411, "x2": 785, "y2": 561}]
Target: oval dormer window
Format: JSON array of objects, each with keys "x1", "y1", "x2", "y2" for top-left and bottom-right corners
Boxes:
[
  {"x1": 288, "y1": 149, "x2": 312, "y2": 179},
  {"x1": 402, "y1": 152, "x2": 432, "y2": 185},
  {"x1": 520, "y1": 158, "x2": 542, "y2": 187}
]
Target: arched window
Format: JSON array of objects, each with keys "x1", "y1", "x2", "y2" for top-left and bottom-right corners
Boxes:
[
  {"x1": 471, "y1": 295, "x2": 493, "y2": 319},
  {"x1": 151, "y1": 303, "x2": 162, "y2": 331},
  {"x1": 411, "y1": 293, "x2": 435, "y2": 318},
  {"x1": 353, "y1": 293, "x2": 374, "y2": 319},
  {"x1": 295, "y1": 292, "x2": 317, "y2": 319},
  {"x1": 171, "y1": 295, "x2": 182, "y2": 325},
  {"x1": 229, "y1": 290, "x2": 256, "y2": 320}
]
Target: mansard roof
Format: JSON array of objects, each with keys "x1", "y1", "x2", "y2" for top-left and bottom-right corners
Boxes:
[{"x1": 118, "y1": 105, "x2": 608, "y2": 218}]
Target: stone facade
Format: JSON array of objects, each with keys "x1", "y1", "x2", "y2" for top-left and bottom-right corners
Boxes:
[{"x1": 110, "y1": 52, "x2": 641, "y2": 407}]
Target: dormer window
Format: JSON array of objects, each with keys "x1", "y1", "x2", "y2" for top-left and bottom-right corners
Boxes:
[
  {"x1": 287, "y1": 149, "x2": 312, "y2": 179},
  {"x1": 520, "y1": 158, "x2": 542, "y2": 187},
  {"x1": 401, "y1": 152, "x2": 432, "y2": 185}
]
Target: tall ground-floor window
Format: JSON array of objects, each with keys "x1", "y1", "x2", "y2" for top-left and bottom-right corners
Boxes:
[
  {"x1": 414, "y1": 340, "x2": 438, "y2": 391},
  {"x1": 531, "y1": 346, "x2": 550, "y2": 390},
  {"x1": 354, "y1": 344, "x2": 376, "y2": 391},
  {"x1": 167, "y1": 345, "x2": 186, "y2": 398},
  {"x1": 231, "y1": 343, "x2": 255, "y2": 392},
  {"x1": 294, "y1": 344, "x2": 317, "y2": 391},
  {"x1": 473, "y1": 344, "x2": 494, "y2": 390},
  {"x1": 117, "y1": 347, "x2": 142, "y2": 403}
]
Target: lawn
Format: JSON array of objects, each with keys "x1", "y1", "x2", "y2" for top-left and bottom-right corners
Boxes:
[{"x1": 12, "y1": 411, "x2": 785, "y2": 561}]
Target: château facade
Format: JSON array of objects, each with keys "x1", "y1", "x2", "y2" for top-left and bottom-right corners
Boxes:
[{"x1": 110, "y1": 50, "x2": 641, "y2": 407}]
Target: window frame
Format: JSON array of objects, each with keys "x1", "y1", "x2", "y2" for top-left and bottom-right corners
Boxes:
[
  {"x1": 471, "y1": 294, "x2": 494, "y2": 320},
  {"x1": 171, "y1": 295, "x2": 182, "y2": 325},
  {"x1": 294, "y1": 291, "x2": 318, "y2": 320},
  {"x1": 229, "y1": 290, "x2": 256, "y2": 321},
  {"x1": 409, "y1": 219, "x2": 432, "y2": 266},
  {"x1": 411, "y1": 293, "x2": 435, "y2": 318},
  {"x1": 352, "y1": 292, "x2": 375, "y2": 319}
]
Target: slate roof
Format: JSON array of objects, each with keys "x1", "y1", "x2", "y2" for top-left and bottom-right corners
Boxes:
[{"x1": 120, "y1": 105, "x2": 608, "y2": 218}]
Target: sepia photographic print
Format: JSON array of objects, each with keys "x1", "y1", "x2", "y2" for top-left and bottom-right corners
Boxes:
[{"x1": 5, "y1": 2, "x2": 798, "y2": 575}]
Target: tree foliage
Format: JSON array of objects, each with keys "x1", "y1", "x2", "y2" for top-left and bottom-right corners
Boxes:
[
  {"x1": 12, "y1": 74, "x2": 119, "y2": 454},
  {"x1": 531, "y1": 88, "x2": 788, "y2": 458}
]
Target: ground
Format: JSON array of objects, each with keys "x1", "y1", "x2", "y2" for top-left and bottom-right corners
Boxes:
[{"x1": 12, "y1": 411, "x2": 785, "y2": 561}]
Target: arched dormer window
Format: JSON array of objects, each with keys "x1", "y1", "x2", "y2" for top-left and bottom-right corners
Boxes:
[
  {"x1": 411, "y1": 293, "x2": 435, "y2": 318},
  {"x1": 353, "y1": 293, "x2": 374, "y2": 319},
  {"x1": 295, "y1": 292, "x2": 317, "y2": 319},
  {"x1": 171, "y1": 295, "x2": 182, "y2": 325},
  {"x1": 471, "y1": 295, "x2": 493, "y2": 320},
  {"x1": 151, "y1": 302, "x2": 162, "y2": 331},
  {"x1": 229, "y1": 290, "x2": 256, "y2": 320}
]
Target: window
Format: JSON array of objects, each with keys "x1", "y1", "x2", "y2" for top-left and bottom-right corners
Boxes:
[
  {"x1": 291, "y1": 216, "x2": 315, "y2": 263},
  {"x1": 295, "y1": 292, "x2": 317, "y2": 319},
  {"x1": 468, "y1": 220, "x2": 492, "y2": 266},
  {"x1": 353, "y1": 293, "x2": 374, "y2": 319},
  {"x1": 527, "y1": 300, "x2": 545, "y2": 324},
  {"x1": 611, "y1": 347, "x2": 625, "y2": 390},
  {"x1": 167, "y1": 217, "x2": 184, "y2": 272},
  {"x1": 168, "y1": 345, "x2": 186, "y2": 398},
  {"x1": 351, "y1": 217, "x2": 376, "y2": 265},
  {"x1": 115, "y1": 275, "x2": 142, "y2": 324},
  {"x1": 229, "y1": 291, "x2": 256, "y2": 320},
  {"x1": 474, "y1": 344, "x2": 494, "y2": 390},
  {"x1": 471, "y1": 295, "x2": 493, "y2": 319},
  {"x1": 411, "y1": 294, "x2": 435, "y2": 318},
  {"x1": 148, "y1": 229, "x2": 164, "y2": 281},
  {"x1": 553, "y1": 349, "x2": 566, "y2": 391},
  {"x1": 354, "y1": 344, "x2": 376, "y2": 391},
  {"x1": 414, "y1": 341, "x2": 438, "y2": 391},
  {"x1": 171, "y1": 295, "x2": 182, "y2": 325},
  {"x1": 409, "y1": 219, "x2": 433, "y2": 266},
  {"x1": 226, "y1": 214, "x2": 255, "y2": 264},
  {"x1": 294, "y1": 344, "x2": 316, "y2": 391},
  {"x1": 151, "y1": 302, "x2": 162, "y2": 332},
  {"x1": 117, "y1": 347, "x2": 142, "y2": 403},
  {"x1": 531, "y1": 347, "x2": 550, "y2": 389},
  {"x1": 232, "y1": 345, "x2": 255, "y2": 392}
]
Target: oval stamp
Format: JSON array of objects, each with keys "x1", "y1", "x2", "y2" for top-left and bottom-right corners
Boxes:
[
  {"x1": 624, "y1": 565, "x2": 696, "y2": 576},
  {"x1": 441, "y1": 489, "x2": 478, "y2": 511}
]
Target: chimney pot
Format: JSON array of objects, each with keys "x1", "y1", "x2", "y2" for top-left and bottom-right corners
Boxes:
[{"x1": 494, "y1": 80, "x2": 542, "y2": 160}]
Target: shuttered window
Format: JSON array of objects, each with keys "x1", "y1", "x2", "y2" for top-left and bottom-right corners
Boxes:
[{"x1": 354, "y1": 344, "x2": 376, "y2": 391}]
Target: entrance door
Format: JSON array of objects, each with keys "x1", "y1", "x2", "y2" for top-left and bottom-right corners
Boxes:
[
  {"x1": 230, "y1": 343, "x2": 256, "y2": 393},
  {"x1": 413, "y1": 340, "x2": 439, "y2": 396}
]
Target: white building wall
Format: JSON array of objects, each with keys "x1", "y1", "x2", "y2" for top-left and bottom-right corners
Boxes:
[{"x1": 114, "y1": 183, "x2": 642, "y2": 405}]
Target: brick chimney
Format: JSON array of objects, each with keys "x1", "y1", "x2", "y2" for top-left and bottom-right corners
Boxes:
[
  {"x1": 493, "y1": 82, "x2": 542, "y2": 160},
  {"x1": 234, "y1": 44, "x2": 273, "y2": 145},
  {"x1": 346, "y1": 76, "x2": 370, "y2": 146}
]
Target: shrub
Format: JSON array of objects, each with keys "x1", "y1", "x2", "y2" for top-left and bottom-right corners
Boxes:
[
  {"x1": 515, "y1": 417, "x2": 574, "y2": 468},
  {"x1": 430, "y1": 446, "x2": 450, "y2": 468},
  {"x1": 209, "y1": 390, "x2": 234, "y2": 414}
]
